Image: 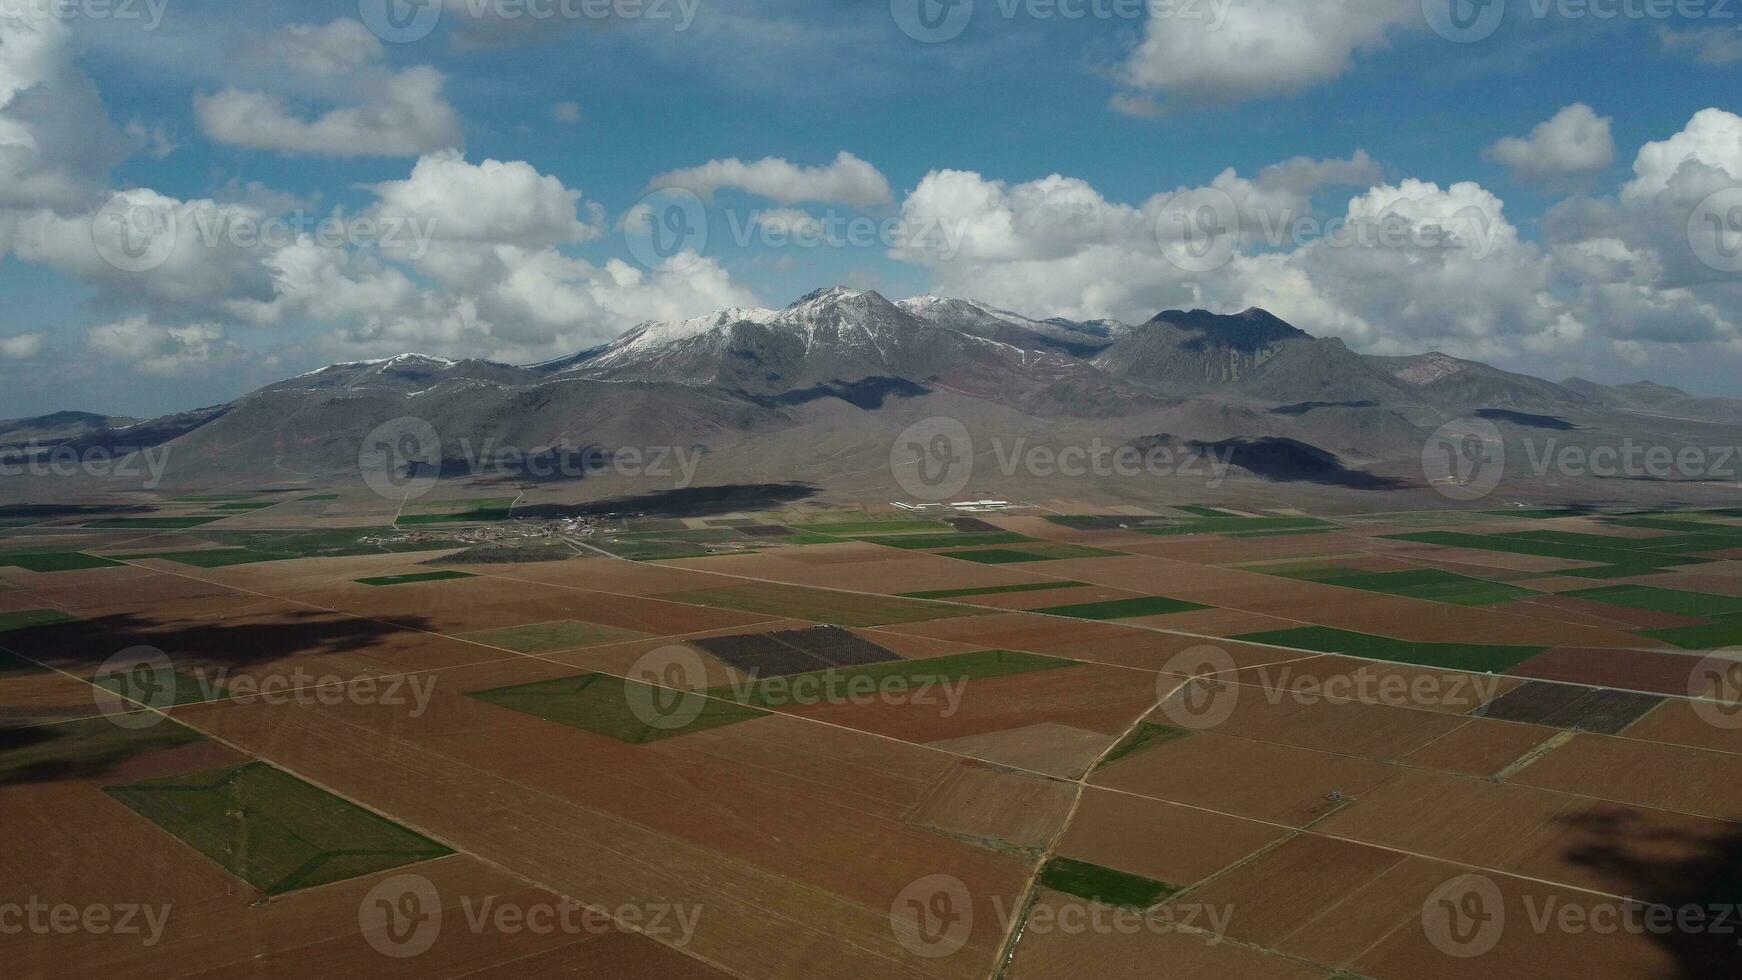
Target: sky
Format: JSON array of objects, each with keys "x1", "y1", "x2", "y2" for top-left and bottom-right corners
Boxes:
[{"x1": 2, "y1": 0, "x2": 1742, "y2": 418}]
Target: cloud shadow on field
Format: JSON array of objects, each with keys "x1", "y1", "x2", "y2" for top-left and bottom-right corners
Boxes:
[
  {"x1": 513, "y1": 482, "x2": 820, "y2": 519},
  {"x1": 1560, "y1": 807, "x2": 1742, "y2": 977},
  {"x1": 0, "y1": 609, "x2": 439, "y2": 786}
]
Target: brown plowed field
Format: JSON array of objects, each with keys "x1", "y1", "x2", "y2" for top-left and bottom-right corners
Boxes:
[
  {"x1": 1090, "y1": 730, "x2": 1399, "y2": 826},
  {"x1": 1054, "y1": 787, "x2": 1289, "y2": 887}
]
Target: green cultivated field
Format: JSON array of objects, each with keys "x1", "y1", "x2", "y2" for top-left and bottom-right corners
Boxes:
[
  {"x1": 0, "y1": 718, "x2": 207, "y2": 782},
  {"x1": 901, "y1": 582, "x2": 1088, "y2": 600},
  {"x1": 1142, "y1": 516, "x2": 1333, "y2": 537},
  {"x1": 1568, "y1": 584, "x2": 1742, "y2": 617},
  {"x1": 789, "y1": 520, "x2": 951, "y2": 535},
  {"x1": 1235, "y1": 626, "x2": 1542, "y2": 673},
  {"x1": 0, "y1": 608, "x2": 77, "y2": 632},
  {"x1": 1386, "y1": 531, "x2": 1708, "y2": 578},
  {"x1": 591, "y1": 538, "x2": 715, "y2": 560},
  {"x1": 1039, "y1": 857, "x2": 1176, "y2": 910},
  {"x1": 0, "y1": 552, "x2": 123, "y2": 572},
  {"x1": 939, "y1": 544, "x2": 1121, "y2": 564},
  {"x1": 89, "y1": 664, "x2": 224, "y2": 707},
  {"x1": 708, "y1": 649, "x2": 1080, "y2": 709},
  {"x1": 105, "y1": 762, "x2": 453, "y2": 895},
  {"x1": 125, "y1": 528, "x2": 465, "y2": 566},
  {"x1": 118, "y1": 548, "x2": 278, "y2": 568},
  {"x1": 1047, "y1": 516, "x2": 1175, "y2": 531},
  {"x1": 84, "y1": 517, "x2": 224, "y2": 529},
  {"x1": 1096, "y1": 722, "x2": 1193, "y2": 771},
  {"x1": 662, "y1": 583, "x2": 988, "y2": 627},
  {"x1": 1280, "y1": 567, "x2": 1540, "y2": 606},
  {"x1": 855, "y1": 531, "x2": 1039, "y2": 551},
  {"x1": 356, "y1": 570, "x2": 476, "y2": 587},
  {"x1": 469, "y1": 673, "x2": 767, "y2": 743},
  {"x1": 398, "y1": 498, "x2": 519, "y2": 526},
  {"x1": 1644, "y1": 617, "x2": 1742, "y2": 650},
  {"x1": 458, "y1": 620, "x2": 649, "y2": 654},
  {"x1": 1034, "y1": 596, "x2": 1209, "y2": 621}
]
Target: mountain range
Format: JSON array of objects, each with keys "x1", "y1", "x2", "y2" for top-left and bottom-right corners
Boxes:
[{"x1": 6, "y1": 287, "x2": 1740, "y2": 505}]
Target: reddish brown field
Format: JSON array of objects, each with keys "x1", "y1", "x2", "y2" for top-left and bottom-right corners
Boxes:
[
  {"x1": 1205, "y1": 687, "x2": 1471, "y2": 763},
  {"x1": 1053, "y1": 787, "x2": 1288, "y2": 887},
  {"x1": 1506, "y1": 646, "x2": 1707, "y2": 695},
  {"x1": 169, "y1": 660, "x2": 1032, "y2": 980},
  {"x1": 1090, "y1": 730, "x2": 1399, "y2": 826},
  {"x1": 1313, "y1": 767, "x2": 1736, "y2": 897},
  {"x1": 10, "y1": 506, "x2": 1742, "y2": 979},
  {"x1": 1621, "y1": 698, "x2": 1742, "y2": 754},
  {"x1": 1005, "y1": 899, "x2": 1328, "y2": 980},
  {"x1": 1396, "y1": 717, "x2": 1557, "y2": 778},
  {"x1": 1508, "y1": 733, "x2": 1742, "y2": 820},
  {"x1": 1228, "y1": 655, "x2": 1524, "y2": 714}
]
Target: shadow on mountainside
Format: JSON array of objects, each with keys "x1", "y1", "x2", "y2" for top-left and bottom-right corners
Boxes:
[{"x1": 513, "y1": 482, "x2": 820, "y2": 520}]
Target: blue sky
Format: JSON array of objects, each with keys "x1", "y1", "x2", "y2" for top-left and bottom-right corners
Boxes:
[{"x1": 2, "y1": 0, "x2": 1741, "y2": 417}]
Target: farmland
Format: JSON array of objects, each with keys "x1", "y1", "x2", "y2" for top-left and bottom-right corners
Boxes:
[{"x1": 2, "y1": 498, "x2": 1741, "y2": 977}]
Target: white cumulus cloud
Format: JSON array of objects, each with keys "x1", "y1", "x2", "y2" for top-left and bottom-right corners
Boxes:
[
  {"x1": 1116, "y1": 0, "x2": 1417, "y2": 107},
  {"x1": 1487, "y1": 104, "x2": 1614, "y2": 186},
  {"x1": 649, "y1": 151, "x2": 893, "y2": 207}
]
